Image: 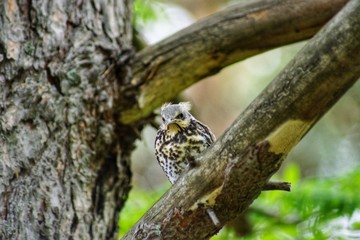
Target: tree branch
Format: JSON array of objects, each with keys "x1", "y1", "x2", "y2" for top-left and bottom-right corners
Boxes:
[
  {"x1": 119, "y1": 0, "x2": 348, "y2": 124},
  {"x1": 123, "y1": 0, "x2": 360, "y2": 239},
  {"x1": 263, "y1": 181, "x2": 291, "y2": 192}
]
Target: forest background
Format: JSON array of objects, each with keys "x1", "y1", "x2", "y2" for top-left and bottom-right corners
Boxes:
[{"x1": 119, "y1": 0, "x2": 360, "y2": 239}]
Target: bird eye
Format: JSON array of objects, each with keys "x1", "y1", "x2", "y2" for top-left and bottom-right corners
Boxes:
[
  {"x1": 162, "y1": 117, "x2": 165, "y2": 122},
  {"x1": 176, "y1": 113, "x2": 184, "y2": 119}
]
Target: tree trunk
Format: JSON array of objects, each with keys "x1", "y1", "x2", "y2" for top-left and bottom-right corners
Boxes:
[{"x1": 0, "y1": 1, "x2": 133, "y2": 239}]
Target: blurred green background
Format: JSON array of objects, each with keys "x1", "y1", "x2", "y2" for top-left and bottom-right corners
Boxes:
[{"x1": 120, "y1": 0, "x2": 360, "y2": 239}]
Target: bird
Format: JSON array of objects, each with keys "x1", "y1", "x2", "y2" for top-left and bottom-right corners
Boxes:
[{"x1": 154, "y1": 102, "x2": 216, "y2": 184}]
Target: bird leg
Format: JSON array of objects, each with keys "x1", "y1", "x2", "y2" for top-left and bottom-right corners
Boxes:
[{"x1": 185, "y1": 150, "x2": 197, "y2": 168}]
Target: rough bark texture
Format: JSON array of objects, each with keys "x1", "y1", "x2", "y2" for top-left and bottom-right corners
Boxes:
[
  {"x1": 0, "y1": 1, "x2": 133, "y2": 239},
  {"x1": 120, "y1": 0, "x2": 348, "y2": 124},
  {"x1": 123, "y1": 0, "x2": 360, "y2": 239}
]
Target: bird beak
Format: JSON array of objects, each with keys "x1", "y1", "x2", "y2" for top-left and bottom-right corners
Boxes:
[
  {"x1": 165, "y1": 118, "x2": 176, "y2": 125},
  {"x1": 165, "y1": 119, "x2": 180, "y2": 130}
]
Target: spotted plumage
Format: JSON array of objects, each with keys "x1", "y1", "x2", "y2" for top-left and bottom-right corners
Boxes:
[{"x1": 154, "y1": 102, "x2": 215, "y2": 184}]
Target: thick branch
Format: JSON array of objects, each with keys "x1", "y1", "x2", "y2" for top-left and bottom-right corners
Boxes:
[
  {"x1": 123, "y1": 0, "x2": 360, "y2": 239},
  {"x1": 120, "y1": 0, "x2": 348, "y2": 124}
]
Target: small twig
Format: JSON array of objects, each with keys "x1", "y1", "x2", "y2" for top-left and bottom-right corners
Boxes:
[
  {"x1": 262, "y1": 181, "x2": 291, "y2": 192},
  {"x1": 206, "y1": 208, "x2": 220, "y2": 227}
]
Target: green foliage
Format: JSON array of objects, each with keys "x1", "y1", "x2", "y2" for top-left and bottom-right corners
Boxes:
[
  {"x1": 118, "y1": 184, "x2": 168, "y2": 239},
  {"x1": 119, "y1": 165, "x2": 360, "y2": 239},
  {"x1": 132, "y1": 0, "x2": 165, "y2": 48},
  {"x1": 352, "y1": 221, "x2": 360, "y2": 230},
  {"x1": 133, "y1": 0, "x2": 159, "y2": 27},
  {"x1": 213, "y1": 164, "x2": 360, "y2": 239}
]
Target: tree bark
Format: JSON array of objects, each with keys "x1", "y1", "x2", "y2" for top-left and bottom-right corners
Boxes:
[
  {"x1": 0, "y1": 1, "x2": 133, "y2": 239},
  {"x1": 123, "y1": 0, "x2": 360, "y2": 239},
  {"x1": 120, "y1": 0, "x2": 348, "y2": 124}
]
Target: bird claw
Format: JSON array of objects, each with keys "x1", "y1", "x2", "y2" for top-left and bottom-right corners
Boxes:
[{"x1": 186, "y1": 150, "x2": 197, "y2": 168}]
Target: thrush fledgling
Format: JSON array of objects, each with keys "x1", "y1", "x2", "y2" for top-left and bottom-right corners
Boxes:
[{"x1": 154, "y1": 102, "x2": 215, "y2": 184}]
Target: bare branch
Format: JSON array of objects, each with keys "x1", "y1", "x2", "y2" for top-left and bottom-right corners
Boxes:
[
  {"x1": 263, "y1": 181, "x2": 291, "y2": 192},
  {"x1": 120, "y1": 0, "x2": 348, "y2": 124},
  {"x1": 123, "y1": 0, "x2": 360, "y2": 239}
]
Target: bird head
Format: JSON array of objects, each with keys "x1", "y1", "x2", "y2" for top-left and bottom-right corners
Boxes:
[{"x1": 160, "y1": 102, "x2": 192, "y2": 132}]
